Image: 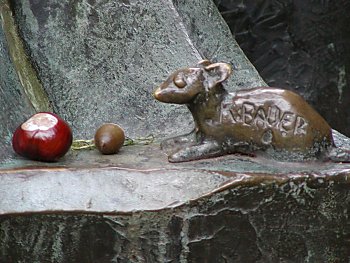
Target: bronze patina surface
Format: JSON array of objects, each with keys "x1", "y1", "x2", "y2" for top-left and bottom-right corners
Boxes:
[{"x1": 154, "y1": 61, "x2": 348, "y2": 162}]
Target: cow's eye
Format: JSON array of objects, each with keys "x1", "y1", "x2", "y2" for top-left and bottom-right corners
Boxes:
[{"x1": 174, "y1": 74, "x2": 186, "y2": 88}]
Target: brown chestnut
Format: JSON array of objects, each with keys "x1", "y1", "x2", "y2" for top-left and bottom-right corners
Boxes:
[
  {"x1": 12, "y1": 112, "x2": 73, "y2": 162},
  {"x1": 94, "y1": 123, "x2": 125, "y2": 154}
]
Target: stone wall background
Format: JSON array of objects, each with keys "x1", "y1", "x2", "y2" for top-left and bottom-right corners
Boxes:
[
  {"x1": 0, "y1": 3, "x2": 36, "y2": 162},
  {"x1": 9, "y1": 0, "x2": 264, "y2": 140}
]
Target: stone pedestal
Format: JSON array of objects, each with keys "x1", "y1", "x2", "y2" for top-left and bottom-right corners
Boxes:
[
  {"x1": 1, "y1": 0, "x2": 350, "y2": 262},
  {"x1": 1, "y1": 140, "x2": 350, "y2": 262}
]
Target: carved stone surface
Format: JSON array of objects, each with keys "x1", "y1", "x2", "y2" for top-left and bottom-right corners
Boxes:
[
  {"x1": 1, "y1": 139, "x2": 350, "y2": 262},
  {"x1": 2, "y1": 180, "x2": 350, "y2": 263},
  {"x1": 214, "y1": 0, "x2": 350, "y2": 136},
  {"x1": 11, "y1": 0, "x2": 264, "y2": 140}
]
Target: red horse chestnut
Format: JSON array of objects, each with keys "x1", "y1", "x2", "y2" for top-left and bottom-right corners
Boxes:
[{"x1": 12, "y1": 112, "x2": 73, "y2": 162}]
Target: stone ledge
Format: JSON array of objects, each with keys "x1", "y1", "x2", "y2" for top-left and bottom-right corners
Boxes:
[
  {"x1": 1, "y1": 142, "x2": 350, "y2": 215},
  {"x1": 1, "y1": 144, "x2": 350, "y2": 262}
]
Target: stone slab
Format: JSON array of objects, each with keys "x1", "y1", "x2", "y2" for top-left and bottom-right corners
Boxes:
[
  {"x1": 1, "y1": 141, "x2": 350, "y2": 262},
  {"x1": 1, "y1": 130, "x2": 350, "y2": 214}
]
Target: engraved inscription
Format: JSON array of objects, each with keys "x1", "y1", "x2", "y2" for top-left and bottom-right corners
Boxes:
[
  {"x1": 242, "y1": 102, "x2": 255, "y2": 125},
  {"x1": 254, "y1": 107, "x2": 267, "y2": 129},
  {"x1": 279, "y1": 111, "x2": 295, "y2": 136},
  {"x1": 221, "y1": 101, "x2": 308, "y2": 136},
  {"x1": 294, "y1": 116, "x2": 308, "y2": 135},
  {"x1": 267, "y1": 106, "x2": 280, "y2": 126}
]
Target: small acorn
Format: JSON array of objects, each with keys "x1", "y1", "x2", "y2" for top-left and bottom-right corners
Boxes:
[{"x1": 94, "y1": 123, "x2": 125, "y2": 154}]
